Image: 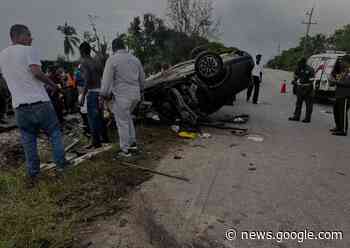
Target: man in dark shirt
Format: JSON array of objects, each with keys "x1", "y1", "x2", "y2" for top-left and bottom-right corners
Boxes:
[
  {"x1": 330, "y1": 55, "x2": 350, "y2": 136},
  {"x1": 289, "y1": 58, "x2": 315, "y2": 123},
  {"x1": 79, "y1": 42, "x2": 108, "y2": 148}
]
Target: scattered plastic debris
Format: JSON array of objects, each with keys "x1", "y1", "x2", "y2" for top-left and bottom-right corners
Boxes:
[
  {"x1": 171, "y1": 125, "x2": 180, "y2": 133},
  {"x1": 199, "y1": 133, "x2": 211, "y2": 139},
  {"x1": 178, "y1": 131, "x2": 197, "y2": 139},
  {"x1": 336, "y1": 171, "x2": 346, "y2": 176},
  {"x1": 231, "y1": 129, "x2": 248, "y2": 136},
  {"x1": 146, "y1": 112, "x2": 161, "y2": 121},
  {"x1": 248, "y1": 163, "x2": 257, "y2": 171},
  {"x1": 220, "y1": 114, "x2": 250, "y2": 124},
  {"x1": 247, "y1": 135, "x2": 264, "y2": 142},
  {"x1": 320, "y1": 110, "x2": 333, "y2": 115}
]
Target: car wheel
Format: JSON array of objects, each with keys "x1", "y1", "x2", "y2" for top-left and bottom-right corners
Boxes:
[
  {"x1": 195, "y1": 51, "x2": 224, "y2": 82},
  {"x1": 190, "y1": 46, "x2": 208, "y2": 59}
]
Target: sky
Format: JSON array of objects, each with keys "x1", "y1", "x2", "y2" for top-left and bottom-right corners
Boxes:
[{"x1": 1, "y1": 0, "x2": 350, "y2": 62}]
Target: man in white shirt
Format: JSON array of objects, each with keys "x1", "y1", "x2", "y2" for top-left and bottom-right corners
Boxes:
[
  {"x1": 100, "y1": 38, "x2": 145, "y2": 158},
  {"x1": 247, "y1": 54, "x2": 263, "y2": 104},
  {"x1": 0, "y1": 24, "x2": 67, "y2": 185}
]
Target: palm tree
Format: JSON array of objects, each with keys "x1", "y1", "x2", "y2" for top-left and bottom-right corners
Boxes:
[{"x1": 57, "y1": 22, "x2": 80, "y2": 61}]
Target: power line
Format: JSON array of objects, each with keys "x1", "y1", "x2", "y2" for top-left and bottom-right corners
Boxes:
[{"x1": 302, "y1": 6, "x2": 317, "y2": 56}]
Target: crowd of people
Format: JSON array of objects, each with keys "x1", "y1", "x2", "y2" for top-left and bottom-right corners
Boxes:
[
  {"x1": 0, "y1": 24, "x2": 349, "y2": 188},
  {"x1": 0, "y1": 24, "x2": 145, "y2": 187}
]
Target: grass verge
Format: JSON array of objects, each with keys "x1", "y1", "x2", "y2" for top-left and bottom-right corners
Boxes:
[{"x1": 0, "y1": 126, "x2": 181, "y2": 248}]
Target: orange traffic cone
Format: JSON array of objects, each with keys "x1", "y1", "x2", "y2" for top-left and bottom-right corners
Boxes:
[{"x1": 280, "y1": 81, "x2": 287, "y2": 94}]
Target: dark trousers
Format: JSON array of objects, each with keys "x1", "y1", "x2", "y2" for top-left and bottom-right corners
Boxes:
[
  {"x1": 247, "y1": 76, "x2": 261, "y2": 103},
  {"x1": 293, "y1": 95, "x2": 313, "y2": 121},
  {"x1": 292, "y1": 85, "x2": 314, "y2": 121},
  {"x1": 49, "y1": 92, "x2": 64, "y2": 124},
  {"x1": 333, "y1": 98, "x2": 350, "y2": 133},
  {"x1": 64, "y1": 88, "x2": 78, "y2": 113},
  {"x1": 80, "y1": 112, "x2": 90, "y2": 135},
  {"x1": 87, "y1": 91, "x2": 108, "y2": 146}
]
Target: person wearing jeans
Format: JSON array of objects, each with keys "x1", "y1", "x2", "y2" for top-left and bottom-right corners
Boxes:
[
  {"x1": 16, "y1": 102, "x2": 66, "y2": 177},
  {"x1": 0, "y1": 24, "x2": 68, "y2": 185},
  {"x1": 79, "y1": 42, "x2": 109, "y2": 148},
  {"x1": 86, "y1": 90, "x2": 108, "y2": 146}
]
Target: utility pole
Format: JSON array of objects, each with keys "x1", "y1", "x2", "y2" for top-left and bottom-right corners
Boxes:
[
  {"x1": 302, "y1": 7, "x2": 317, "y2": 56},
  {"x1": 88, "y1": 14, "x2": 101, "y2": 52}
]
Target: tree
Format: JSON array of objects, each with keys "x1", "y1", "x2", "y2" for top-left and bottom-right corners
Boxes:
[
  {"x1": 167, "y1": 0, "x2": 220, "y2": 38},
  {"x1": 57, "y1": 22, "x2": 80, "y2": 61},
  {"x1": 332, "y1": 24, "x2": 350, "y2": 52}
]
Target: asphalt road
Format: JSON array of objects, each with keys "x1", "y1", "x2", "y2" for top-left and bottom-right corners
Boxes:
[{"x1": 135, "y1": 69, "x2": 350, "y2": 248}]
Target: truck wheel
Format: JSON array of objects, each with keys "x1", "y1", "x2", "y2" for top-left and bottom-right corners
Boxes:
[{"x1": 195, "y1": 51, "x2": 223, "y2": 81}]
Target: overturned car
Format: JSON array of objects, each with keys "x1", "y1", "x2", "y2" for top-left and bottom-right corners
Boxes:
[{"x1": 143, "y1": 50, "x2": 254, "y2": 126}]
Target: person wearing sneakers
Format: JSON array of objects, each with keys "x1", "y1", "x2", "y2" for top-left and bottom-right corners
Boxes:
[
  {"x1": 289, "y1": 57, "x2": 315, "y2": 123},
  {"x1": 0, "y1": 24, "x2": 68, "y2": 186},
  {"x1": 100, "y1": 38, "x2": 145, "y2": 158}
]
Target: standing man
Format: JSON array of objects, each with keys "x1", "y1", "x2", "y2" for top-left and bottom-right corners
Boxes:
[
  {"x1": 330, "y1": 55, "x2": 350, "y2": 136},
  {"x1": 79, "y1": 42, "x2": 109, "y2": 148},
  {"x1": 101, "y1": 38, "x2": 145, "y2": 158},
  {"x1": 247, "y1": 54, "x2": 263, "y2": 104},
  {"x1": 288, "y1": 58, "x2": 315, "y2": 123},
  {"x1": 0, "y1": 24, "x2": 68, "y2": 184}
]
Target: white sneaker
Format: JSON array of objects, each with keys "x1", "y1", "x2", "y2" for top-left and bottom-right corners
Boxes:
[{"x1": 114, "y1": 151, "x2": 132, "y2": 159}]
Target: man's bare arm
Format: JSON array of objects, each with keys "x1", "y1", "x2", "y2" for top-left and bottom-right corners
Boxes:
[{"x1": 29, "y1": 64, "x2": 58, "y2": 90}]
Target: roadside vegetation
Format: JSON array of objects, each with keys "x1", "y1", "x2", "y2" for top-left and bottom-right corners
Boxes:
[
  {"x1": 46, "y1": 0, "x2": 235, "y2": 75},
  {"x1": 0, "y1": 126, "x2": 181, "y2": 247},
  {"x1": 267, "y1": 24, "x2": 350, "y2": 71}
]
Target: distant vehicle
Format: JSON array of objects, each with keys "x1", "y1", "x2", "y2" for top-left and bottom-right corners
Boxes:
[
  {"x1": 307, "y1": 51, "x2": 347, "y2": 98},
  {"x1": 143, "y1": 50, "x2": 254, "y2": 126}
]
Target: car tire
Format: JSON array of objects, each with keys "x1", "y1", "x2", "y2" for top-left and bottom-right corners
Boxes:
[
  {"x1": 191, "y1": 46, "x2": 208, "y2": 59},
  {"x1": 195, "y1": 51, "x2": 224, "y2": 82}
]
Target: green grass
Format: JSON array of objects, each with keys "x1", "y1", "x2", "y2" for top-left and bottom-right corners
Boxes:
[{"x1": 0, "y1": 126, "x2": 180, "y2": 248}]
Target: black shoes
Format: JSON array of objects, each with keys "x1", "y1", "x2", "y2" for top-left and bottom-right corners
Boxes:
[
  {"x1": 288, "y1": 117, "x2": 300, "y2": 121},
  {"x1": 329, "y1": 127, "x2": 347, "y2": 136},
  {"x1": 329, "y1": 127, "x2": 340, "y2": 132},
  {"x1": 332, "y1": 131, "x2": 347, "y2": 136},
  {"x1": 24, "y1": 176, "x2": 39, "y2": 189},
  {"x1": 288, "y1": 117, "x2": 311, "y2": 123}
]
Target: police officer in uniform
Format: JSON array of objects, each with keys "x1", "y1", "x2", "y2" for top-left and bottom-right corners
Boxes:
[
  {"x1": 289, "y1": 58, "x2": 315, "y2": 123},
  {"x1": 330, "y1": 55, "x2": 350, "y2": 136}
]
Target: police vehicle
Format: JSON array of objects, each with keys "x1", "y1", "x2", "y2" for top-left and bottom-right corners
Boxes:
[{"x1": 307, "y1": 51, "x2": 347, "y2": 98}]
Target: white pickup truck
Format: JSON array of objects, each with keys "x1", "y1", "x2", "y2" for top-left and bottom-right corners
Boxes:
[{"x1": 307, "y1": 51, "x2": 347, "y2": 98}]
